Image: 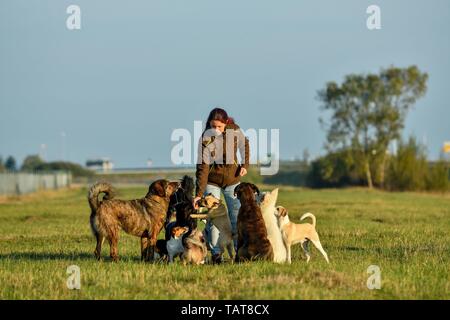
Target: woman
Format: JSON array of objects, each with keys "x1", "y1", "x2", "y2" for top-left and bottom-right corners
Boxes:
[{"x1": 193, "y1": 107, "x2": 250, "y2": 264}]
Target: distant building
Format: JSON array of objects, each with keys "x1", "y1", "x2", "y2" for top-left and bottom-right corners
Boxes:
[{"x1": 86, "y1": 158, "x2": 114, "y2": 172}]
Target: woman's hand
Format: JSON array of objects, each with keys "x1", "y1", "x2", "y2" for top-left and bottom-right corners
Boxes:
[
  {"x1": 239, "y1": 167, "x2": 247, "y2": 177},
  {"x1": 193, "y1": 196, "x2": 201, "y2": 209}
]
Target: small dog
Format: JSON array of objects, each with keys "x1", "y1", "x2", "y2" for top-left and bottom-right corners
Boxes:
[
  {"x1": 167, "y1": 226, "x2": 189, "y2": 263},
  {"x1": 259, "y1": 188, "x2": 287, "y2": 263},
  {"x1": 166, "y1": 175, "x2": 197, "y2": 241},
  {"x1": 88, "y1": 179, "x2": 180, "y2": 262},
  {"x1": 234, "y1": 183, "x2": 274, "y2": 262},
  {"x1": 275, "y1": 206, "x2": 329, "y2": 264},
  {"x1": 181, "y1": 229, "x2": 208, "y2": 265},
  {"x1": 197, "y1": 194, "x2": 236, "y2": 262}
]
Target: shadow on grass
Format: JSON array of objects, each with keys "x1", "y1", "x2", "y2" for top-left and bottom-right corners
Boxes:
[{"x1": 0, "y1": 252, "x2": 142, "y2": 263}]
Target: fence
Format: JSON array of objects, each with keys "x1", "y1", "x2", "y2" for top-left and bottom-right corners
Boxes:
[{"x1": 0, "y1": 172, "x2": 72, "y2": 195}]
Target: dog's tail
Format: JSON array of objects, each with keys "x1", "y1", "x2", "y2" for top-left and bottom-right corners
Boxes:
[
  {"x1": 88, "y1": 182, "x2": 115, "y2": 212},
  {"x1": 300, "y1": 212, "x2": 316, "y2": 228},
  {"x1": 88, "y1": 182, "x2": 115, "y2": 238}
]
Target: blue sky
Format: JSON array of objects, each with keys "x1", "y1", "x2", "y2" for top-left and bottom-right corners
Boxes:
[{"x1": 1, "y1": 0, "x2": 449, "y2": 168}]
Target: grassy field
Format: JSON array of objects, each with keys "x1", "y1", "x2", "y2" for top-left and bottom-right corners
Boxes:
[{"x1": 0, "y1": 185, "x2": 449, "y2": 299}]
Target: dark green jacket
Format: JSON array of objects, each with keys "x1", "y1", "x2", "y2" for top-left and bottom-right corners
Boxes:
[{"x1": 195, "y1": 123, "x2": 249, "y2": 197}]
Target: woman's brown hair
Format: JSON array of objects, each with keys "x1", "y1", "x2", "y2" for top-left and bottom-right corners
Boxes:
[{"x1": 204, "y1": 107, "x2": 235, "y2": 131}]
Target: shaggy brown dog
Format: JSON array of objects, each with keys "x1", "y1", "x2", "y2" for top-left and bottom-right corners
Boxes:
[
  {"x1": 88, "y1": 179, "x2": 180, "y2": 262},
  {"x1": 234, "y1": 183, "x2": 274, "y2": 262}
]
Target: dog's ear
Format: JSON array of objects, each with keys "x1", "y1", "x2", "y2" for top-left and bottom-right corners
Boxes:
[
  {"x1": 250, "y1": 184, "x2": 260, "y2": 195},
  {"x1": 149, "y1": 180, "x2": 166, "y2": 197},
  {"x1": 167, "y1": 181, "x2": 181, "y2": 195},
  {"x1": 171, "y1": 227, "x2": 179, "y2": 237},
  {"x1": 276, "y1": 206, "x2": 287, "y2": 217}
]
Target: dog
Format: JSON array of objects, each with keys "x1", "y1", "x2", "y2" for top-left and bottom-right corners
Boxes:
[
  {"x1": 259, "y1": 188, "x2": 287, "y2": 263},
  {"x1": 166, "y1": 175, "x2": 197, "y2": 241},
  {"x1": 181, "y1": 228, "x2": 208, "y2": 265},
  {"x1": 154, "y1": 205, "x2": 178, "y2": 262},
  {"x1": 275, "y1": 206, "x2": 329, "y2": 264},
  {"x1": 88, "y1": 179, "x2": 180, "y2": 262},
  {"x1": 234, "y1": 183, "x2": 274, "y2": 262},
  {"x1": 167, "y1": 226, "x2": 189, "y2": 263},
  {"x1": 197, "y1": 194, "x2": 236, "y2": 262}
]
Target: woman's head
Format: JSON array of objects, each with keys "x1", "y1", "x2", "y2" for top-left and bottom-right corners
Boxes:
[{"x1": 205, "y1": 107, "x2": 234, "y2": 134}]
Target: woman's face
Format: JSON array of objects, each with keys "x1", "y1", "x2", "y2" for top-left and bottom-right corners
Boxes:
[{"x1": 210, "y1": 120, "x2": 226, "y2": 134}]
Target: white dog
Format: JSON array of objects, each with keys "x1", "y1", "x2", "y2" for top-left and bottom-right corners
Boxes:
[{"x1": 259, "y1": 188, "x2": 287, "y2": 263}]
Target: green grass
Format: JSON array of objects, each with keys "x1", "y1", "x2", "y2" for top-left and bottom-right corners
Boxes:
[{"x1": 0, "y1": 186, "x2": 449, "y2": 299}]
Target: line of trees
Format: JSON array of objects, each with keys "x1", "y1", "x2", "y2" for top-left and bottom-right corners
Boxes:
[{"x1": 0, "y1": 155, "x2": 94, "y2": 177}]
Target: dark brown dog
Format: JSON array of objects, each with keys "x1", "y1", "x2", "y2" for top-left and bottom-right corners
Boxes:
[
  {"x1": 88, "y1": 179, "x2": 180, "y2": 262},
  {"x1": 234, "y1": 183, "x2": 274, "y2": 262}
]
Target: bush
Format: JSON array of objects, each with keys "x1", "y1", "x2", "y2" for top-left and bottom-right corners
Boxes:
[
  {"x1": 21, "y1": 155, "x2": 45, "y2": 171},
  {"x1": 307, "y1": 150, "x2": 364, "y2": 188},
  {"x1": 34, "y1": 161, "x2": 94, "y2": 177},
  {"x1": 426, "y1": 160, "x2": 449, "y2": 192},
  {"x1": 385, "y1": 137, "x2": 446, "y2": 191}
]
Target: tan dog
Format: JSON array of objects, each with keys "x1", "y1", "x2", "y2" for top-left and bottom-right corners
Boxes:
[
  {"x1": 197, "y1": 194, "x2": 236, "y2": 262},
  {"x1": 275, "y1": 206, "x2": 329, "y2": 264},
  {"x1": 182, "y1": 229, "x2": 208, "y2": 265}
]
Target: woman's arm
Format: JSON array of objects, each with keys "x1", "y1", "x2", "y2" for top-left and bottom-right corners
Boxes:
[
  {"x1": 195, "y1": 162, "x2": 209, "y2": 198},
  {"x1": 195, "y1": 136, "x2": 212, "y2": 198},
  {"x1": 237, "y1": 129, "x2": 250, "y2": 170}
]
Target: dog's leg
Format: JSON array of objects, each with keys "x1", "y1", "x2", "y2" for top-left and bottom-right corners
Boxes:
[
  {"x1": 146, "y1": 238, "x2": 156, "y2": 262},
  {"x1": 94, "y1": 233, "x2": 104, "y2": 261},
  {"x1": 286, "y1": 243, "x2": 292, "y2": 264},
  {"x1": 140, "y1": 237, "x2": 148, "y2": 261},
  {"x1": 226, "y1": 242, "x2": 235, "y2": 263},
  {"x1": 311, "y1": 239, "x2": 329, "y2": 263},
  {"x1": 109, "y1": 236, "x2": 119, "y2": 262},
  {"x1": 302, "y1": 241, "x2": 311, "y2": 263}
]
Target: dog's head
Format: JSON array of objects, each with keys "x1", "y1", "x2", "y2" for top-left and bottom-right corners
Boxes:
[
  {"x1": 234, "y1": 183, "x2": 260, "y2": 202},
  {"x1": 275, "y1": 206, "x2": 288, "y2": 218},
  {"x1": 189, "y1": 229, "x2": 205, "y2": 242},
  {"x1": 147, "y1": 179, "x2": 181, "y2": 198},
  {"x1": 197, "y1": 193, "x2": 221, "y2": 210},
  {"x1": 171, "y1": 226, "x2": 189, "y2": 239},
  {"x1": 260, "y1": 188, "x2": 279, "y2": 207}
]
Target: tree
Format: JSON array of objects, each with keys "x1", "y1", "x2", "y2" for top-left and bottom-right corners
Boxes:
[
  {"x1": 5, "y1": 156, "x2": 17, "y2": 172},
  {"x1": 318, "y1": 65, "x2": 428, "y2": 188},
  {"x1": 0, "y1": 156, "x2": 5, "y2": 173},
  {"x1": 21, "y1": 155, "x2": 45, "y2": 172}
]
